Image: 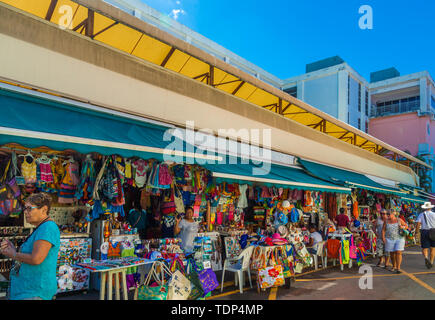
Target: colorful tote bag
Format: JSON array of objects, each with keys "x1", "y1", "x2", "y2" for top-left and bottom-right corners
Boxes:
[
  {"x1": 137, "y1": 261, "x2": 171, "y2": 300},
  {"x1": 167, "y1": 270, "x2": 191, "y2": 300},
  {"x1": 257, "y1": 265, "x2": 285, "y2": 289},
  {"x1": 349, "y1": 236, "x2": 358, "y2": 259}
]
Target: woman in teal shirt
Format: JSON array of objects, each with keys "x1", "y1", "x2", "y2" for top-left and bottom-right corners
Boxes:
[{"x1": 0, "y1": 193, "x2": 60, "y2": 300}]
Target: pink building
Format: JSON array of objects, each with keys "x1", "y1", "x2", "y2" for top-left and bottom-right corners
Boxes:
[{"x1": 369, "y1": 112, "x2": 435, "y2": 157}]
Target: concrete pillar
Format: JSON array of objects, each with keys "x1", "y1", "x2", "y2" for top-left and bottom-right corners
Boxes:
[{"x1": 420, "y1": 77, "x2": 428, "y2": 112}]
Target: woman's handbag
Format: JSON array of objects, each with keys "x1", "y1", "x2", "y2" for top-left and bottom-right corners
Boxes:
[{"x1": 137, "y1": 261, "x2": 172, "y2": 300}]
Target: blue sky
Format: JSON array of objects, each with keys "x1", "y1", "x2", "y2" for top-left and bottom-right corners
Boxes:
[{"x1": 141, "y1": 0, "x2": 435, "y2": 81}]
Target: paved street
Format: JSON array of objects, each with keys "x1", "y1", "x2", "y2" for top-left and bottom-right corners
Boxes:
[
  {"x1": 211, "y1": 245, "x2": 435, "y2": 300},
  {"x1": 56, "y1": 245, "x2": 434, "y2": 301}
]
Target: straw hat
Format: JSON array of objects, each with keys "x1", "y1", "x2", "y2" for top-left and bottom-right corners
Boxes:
[
  {"x1": 421, "y1": 202, "x2": 435, "y2": 209},
  {"x1": 282, "y1": 200, "x2": 291, "y2": 209}
]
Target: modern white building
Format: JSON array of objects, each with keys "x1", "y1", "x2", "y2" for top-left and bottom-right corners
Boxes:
[
  {"x1": 282, "y1": 56, "x2": 370, "y2": 133},
  {"x1": 369, "y1": 68, "x2": 435, "y2": 119}
]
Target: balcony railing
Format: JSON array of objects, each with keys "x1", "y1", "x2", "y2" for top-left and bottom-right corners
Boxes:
[{"x1": 370, "y1": 100, "x2": 420, "y2": 117}]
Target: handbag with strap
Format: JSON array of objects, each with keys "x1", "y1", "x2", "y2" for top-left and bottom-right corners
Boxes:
[
  {"x1": 137, "y1": 261, "x2": 172, "y2": 300},
  {"x1": 257, "y1": 250, "x2": 285, "y2": 290},
  {"x1": 423, "y1": 213, "x2": 435, "y2": 241}
]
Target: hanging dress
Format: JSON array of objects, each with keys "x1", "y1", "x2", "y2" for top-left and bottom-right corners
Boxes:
[{"x1": 21, "y1": 157, "x2": 37, "y2": 184}]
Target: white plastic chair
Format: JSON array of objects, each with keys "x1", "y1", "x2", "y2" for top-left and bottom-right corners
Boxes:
[
  {"x1": 311, "y1": 241, "x2": 327, "y2": 270},
  {"x1": 220, "y1": 246, "x2": 254, "y2": 294}
]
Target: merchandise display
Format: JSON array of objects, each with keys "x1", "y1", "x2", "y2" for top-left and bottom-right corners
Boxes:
[{"x1": 0, "y1": 142, "x2": 428, "y2": 299}]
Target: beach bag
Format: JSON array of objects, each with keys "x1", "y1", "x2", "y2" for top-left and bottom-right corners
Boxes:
[
  {"x1": 250, "y1": 246, "x2": 264, "y2": 271},
  {"x1": 190, "y1": 259, "x2": 218, "y2": 296},
  {"x1": 167, "y1": 270, "x2": 191, "y2": 300},
  {"x1": 185, "y1": 259, "x2": 205, "y2": 300},
  {"x1": 274, "y1": 247, "x2": 293, "y2": 278},
  {"x1": 137, "y1": 261, "x2": 172, "y2": 300},
  {"x1": 257, "y1": 249, "x2": 285, "y2": 289},
  {"x1": 349, "y1": 236, "x2": 358, "y2": 259}
]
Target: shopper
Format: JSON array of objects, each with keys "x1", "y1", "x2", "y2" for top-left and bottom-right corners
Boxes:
[
  {"x1": 306, "y1": 225, "x2": 323, "y2": 255},
  {"x1": 382, "y1": 210, "x2": 408, "y2": 273},
  {"x1": 0, "y1": 193, "x2": 60, "y2": 300},
  {"x1": 127, "y1": 200, "x2": 147, "y2": 240},
  {"x1": 335, "y1": 208, "x2": 350, "y2": 229},
  {"x1": 416, "y1": 202, "x2": 435, "y2": 269},
  {"x1": 374, "y1": 209, "x2": 391, "y2": 268},
  {"x1": 174, "y1": 206, "x2": 198, "y2": 253}
]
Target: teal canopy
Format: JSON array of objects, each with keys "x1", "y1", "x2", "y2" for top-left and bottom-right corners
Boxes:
[
  {"x1": 0, "y1": 87, "x2": 206, "y2": 162},
  {"x1": 298, "y1": 158, "x2": 407, "y2": 196},
  {"x1": 400, "y1": 194, "x2": 428, "y2": 204},
  {"x1": 203, "y1": 159, "x2": 351, "y2": 194}
]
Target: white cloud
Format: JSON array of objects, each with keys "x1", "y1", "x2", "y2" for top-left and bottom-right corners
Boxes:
[
  {"x1": 176, "y1": 0, "x2": 181, "y2": 4},
  {"x1": 169, "y1": 8, "x2": 186, "y2": 20}
]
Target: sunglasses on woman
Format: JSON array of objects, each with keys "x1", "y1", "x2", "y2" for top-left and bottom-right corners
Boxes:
[{"x1": 23, "y1": 205, "x2": 38, "y2": 212}]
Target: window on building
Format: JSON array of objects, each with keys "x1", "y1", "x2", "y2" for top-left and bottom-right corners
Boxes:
[
  {"x1": 365, "y1": 89, "x2": 369, "y2": 116},
  {"x1": 347, "y1": 75, "x2": 350, "y2": 105},
  {"x1": 284, "y1": 86, "x2": 297, "y2": 98},
  {"x1": 358, "y1": 83, "x2": 361, "y2": 112},
  {"x1": 358, "y1": 118, "x2": 361, "y2": 130},
  {"x1": 365, "y1": 121, "x2": 368, "y2": 133}
]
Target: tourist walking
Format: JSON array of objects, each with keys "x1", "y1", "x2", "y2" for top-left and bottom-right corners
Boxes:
[
  {"x1": 382, "y1": 210, "x2": 408, "y2": 274},
  {"x1": 374, "y1": 209, "x2": 391, "y2": 268},
  {"x1": 416, "y1": 202, "x2": 435, "y2": 269}
]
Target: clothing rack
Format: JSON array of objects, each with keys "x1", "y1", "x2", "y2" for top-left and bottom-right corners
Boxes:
[{"x1": 0, "y1": 146, "x2": 69, "y2": 159}]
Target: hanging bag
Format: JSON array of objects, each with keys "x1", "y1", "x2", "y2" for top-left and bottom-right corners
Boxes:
[
  {"x1": 173, "y1": 184, "x2": 185, "y2": 214},
  {"x1": 349, "y1": 236, "x2": 358, "y2": 259},
  {"x1": 161, "y1": 187, "x2": 176, "y2": 214},
  {"x1": 185, "y1": 259, "x2": 205, "y2": 300},
  {"x1": 257, "y1": 250, "x2": 285, "y2": 290},
  {"x1": 137, "y1": 261, "x2": 172, "y2": 300},
  {"x1": 190, "y1": 259, "x2": 218, "y2": 296}
]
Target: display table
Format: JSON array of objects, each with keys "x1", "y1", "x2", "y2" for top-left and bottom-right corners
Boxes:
[{"x1": 74, "y1": 257, "x2": 153, "y2": 300}]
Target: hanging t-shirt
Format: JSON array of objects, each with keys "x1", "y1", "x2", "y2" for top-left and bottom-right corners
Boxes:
[
  {"x1": 161, "y1": 215, "x2": 176, "y2": 238},
  {"x1": 132, "y1": 159, "x2": 148, "y2": 188}
]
